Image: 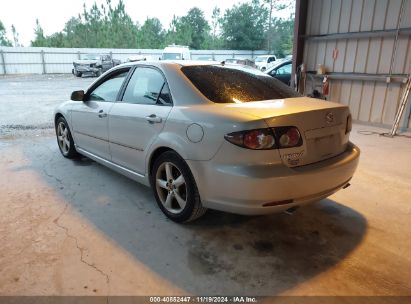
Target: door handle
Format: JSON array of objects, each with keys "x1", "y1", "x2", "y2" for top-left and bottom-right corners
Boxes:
[
  {"x1": 98, "y1": 110, "x2": 107, "y2": 118},
  {"x1": 145, "y1": 114, "x2": 162, "y2": 124}
]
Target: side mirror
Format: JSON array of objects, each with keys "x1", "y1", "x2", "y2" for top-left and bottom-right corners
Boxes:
[{"x1": 71, "y1": 90, "x2": 85, "y2": 101}]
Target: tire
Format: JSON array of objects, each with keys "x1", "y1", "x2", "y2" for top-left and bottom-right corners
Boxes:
[
  {"x1": 55, "y1": 117, "x2": 79, "y2": 159},
  {"x1": 96, "y1": 68, "x2": 102, "y2": 77},
  {"x1": 151, "y1": 151, "x2": 207, "y2": 223},
  {"x1": 75, "y1": 70, "x2": 82, "y2": 77}
]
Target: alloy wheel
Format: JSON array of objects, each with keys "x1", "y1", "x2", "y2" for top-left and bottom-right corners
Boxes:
[
  {"x1": 155, "y1": 162, "x2": 187, "y2": 214},
  {"x1": 57, "y1": 121, "x2": 70, "y2": 155}
]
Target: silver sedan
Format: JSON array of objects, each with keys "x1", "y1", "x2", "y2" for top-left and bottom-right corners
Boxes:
[{"x1": 54, "y1": 61, "x2": 360, "y2": 223}]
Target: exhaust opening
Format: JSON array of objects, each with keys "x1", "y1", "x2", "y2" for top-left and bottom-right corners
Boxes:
[
  {"x1": 342, "y1": 183, "x2": 351, "y2": 189},
  {"x1": 284, "y1": 206, "x2": 299, "y2": 215}
]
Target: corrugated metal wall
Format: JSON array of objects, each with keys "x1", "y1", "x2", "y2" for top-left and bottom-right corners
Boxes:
[
  {"x1": 303, "y1": 0, "x2": 411, "y2": 129},
  {"x1": 0, "y1": 47, "x2": 269, "y2": 75}
]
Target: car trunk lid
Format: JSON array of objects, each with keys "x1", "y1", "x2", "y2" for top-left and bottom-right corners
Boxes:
[{"x1": 225, "y1": 97, "x2": 351, "y2": 167}]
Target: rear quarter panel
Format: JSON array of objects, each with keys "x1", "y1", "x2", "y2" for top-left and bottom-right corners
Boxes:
[{"x1": 148, "y1": 104, "x2": 269, "y2": 163}]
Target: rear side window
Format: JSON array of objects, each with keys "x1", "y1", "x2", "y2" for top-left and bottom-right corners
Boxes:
[{"x1": 181, "y1": 65, "x2": 300, "y2": 103}]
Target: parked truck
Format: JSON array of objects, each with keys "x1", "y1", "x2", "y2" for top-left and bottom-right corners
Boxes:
[{"x1": 72, "y1": 53, "x2": 121, "y2": 77}]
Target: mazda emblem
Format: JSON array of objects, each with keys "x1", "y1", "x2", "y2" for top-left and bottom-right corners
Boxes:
[{"x1": 325, "y1": 112, "x2": 334, "y2": 124}]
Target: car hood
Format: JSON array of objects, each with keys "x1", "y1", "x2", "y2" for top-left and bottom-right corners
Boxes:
[
  {"x1": 221, "y1": 97, "x2": 346, "y2": 119},
  {"x1": 74, "y1": 60, "x2": 98, "y2": 64}
]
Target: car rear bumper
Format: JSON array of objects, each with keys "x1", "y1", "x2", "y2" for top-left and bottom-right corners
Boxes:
[{"x1": 187, "y1": 142, "x2": 360, "y2": 215}]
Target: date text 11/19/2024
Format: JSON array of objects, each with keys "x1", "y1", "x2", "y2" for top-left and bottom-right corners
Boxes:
[{"x1": 149, "y1": 296, "x2": 258, "y2": 303}]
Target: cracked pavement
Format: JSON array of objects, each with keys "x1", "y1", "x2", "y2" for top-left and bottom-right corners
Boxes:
[{"x1": 0, "y1": 75, "x2": 411, "y2": 297}]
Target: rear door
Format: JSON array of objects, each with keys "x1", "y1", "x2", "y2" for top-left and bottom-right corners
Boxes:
[
  {"x1": 108, "y1": 66, "x2": 173, "y2": 174},
  {"x1": 71, "y1": 68, "x2": 130, "y2": 159}
]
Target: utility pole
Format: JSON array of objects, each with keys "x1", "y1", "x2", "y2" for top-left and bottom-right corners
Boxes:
[{"x1": 267, "y1": 0, "x2": 274, "y2": 52}]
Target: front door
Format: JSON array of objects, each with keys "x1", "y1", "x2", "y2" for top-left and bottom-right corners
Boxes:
[
  {"x1": 108, "y1": 67, "x2": 173, "y2": 174},
  {"x1": 273, "y1": 63, "x2": 292, "y2": 85},
  {"x1": 71, "y1": 69, "x2": 129, "y2": 159}
]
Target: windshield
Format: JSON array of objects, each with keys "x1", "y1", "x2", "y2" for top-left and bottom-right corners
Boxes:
[
  {"x1": 81, "y1": 54, "x2": 100, "y2": 60},
  {"x1": 162, "y1": 53, "x2": 182, "y2": 60},
  {"x1": 181, "y1": 65, "x2": 300, "y2": 103}
]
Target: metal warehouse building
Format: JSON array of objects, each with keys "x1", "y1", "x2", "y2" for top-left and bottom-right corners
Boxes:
[{"x1": 292, "y1": 0, "x2": 411, "y2": 131}]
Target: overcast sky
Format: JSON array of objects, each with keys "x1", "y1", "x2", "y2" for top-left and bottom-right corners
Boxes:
[{"x1": 0, "y1": 0, "x2": 293, "y2": 46}]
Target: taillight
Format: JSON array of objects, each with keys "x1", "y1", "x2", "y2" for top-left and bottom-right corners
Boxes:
[
  {"x1": 225, "y1": 129, "x2": 275, "y2": 150},
  {"x1": 225, "y1": 126, "x2": 302, "y2": 150},
  {"x1": 346, "y1": 114, "x2": 352, "y2": 134},
  {"x1": 274, "y1": 126, "x2": 302, "y2": 148}
]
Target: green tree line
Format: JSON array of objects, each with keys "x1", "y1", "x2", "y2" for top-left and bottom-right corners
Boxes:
[{"x1": 1, "y1": 0, "x2": 294, "y2": 56}]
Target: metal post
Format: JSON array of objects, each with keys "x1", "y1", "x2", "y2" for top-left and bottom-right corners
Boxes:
[
  {"x1": 390, "y1": 76, "x2": 411, "y2": 136},
  {"x1": 0, "y1": 50, "x2": 6, "y2": 75},
  {"x1": 291, "y1": 0, "x2": 308, "y2": 88},
  {"x1": 40, "y1": 50, "x2": 46, "y2": 74},
  {"x1": 77, "y1": 51, "x2": 81, "y2": 59}
]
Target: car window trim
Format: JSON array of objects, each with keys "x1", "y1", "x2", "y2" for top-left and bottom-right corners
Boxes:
[
  {"x1": 84, "y1": 67, "x2": 132, "y2": 102},
  {"x1": 116, "y1": 66, "x2": 136, "y2": 102},
  {"x1": 119, "y1": 65, "x2": 173, "y2": 106}
]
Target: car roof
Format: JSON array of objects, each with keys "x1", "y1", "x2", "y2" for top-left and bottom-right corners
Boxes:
[{"x1": 118, "y1": 60, "x2": 222, "y2": 69}]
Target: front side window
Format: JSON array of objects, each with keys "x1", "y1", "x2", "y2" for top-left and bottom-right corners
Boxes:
[
  {"x1": 122, "y1": 67, "x2": 171, "y2": 105},
  {"x1": 87, "y1": 70, "x2": 129, "y2": 102},
  {"x1": 181, "y1": 65, "x2": 300, "y2": 104}
]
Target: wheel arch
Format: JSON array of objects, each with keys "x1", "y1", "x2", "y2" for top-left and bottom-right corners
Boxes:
[
  {"x1": 148, "y1": 147, "x2": 176, "y2": 179},
  {"x1": 54, "y1": 112, "x2": 65, "y2": 127}
]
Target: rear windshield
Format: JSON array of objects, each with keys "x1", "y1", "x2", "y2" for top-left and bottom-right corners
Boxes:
[{"x1": 181, "y1": 65, "x2": 300, "y2": 103}]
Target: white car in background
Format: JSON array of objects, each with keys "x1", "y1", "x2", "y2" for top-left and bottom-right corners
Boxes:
[
  {"x1": 161, "y1": 45, "x2": 191, "y2": 60},
  {"x1": 254, "y1": 55, "x2": 277, "y2": 71},
  {"x1": 54, "y1": 61, "x2": 359, "y2": 223}
]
